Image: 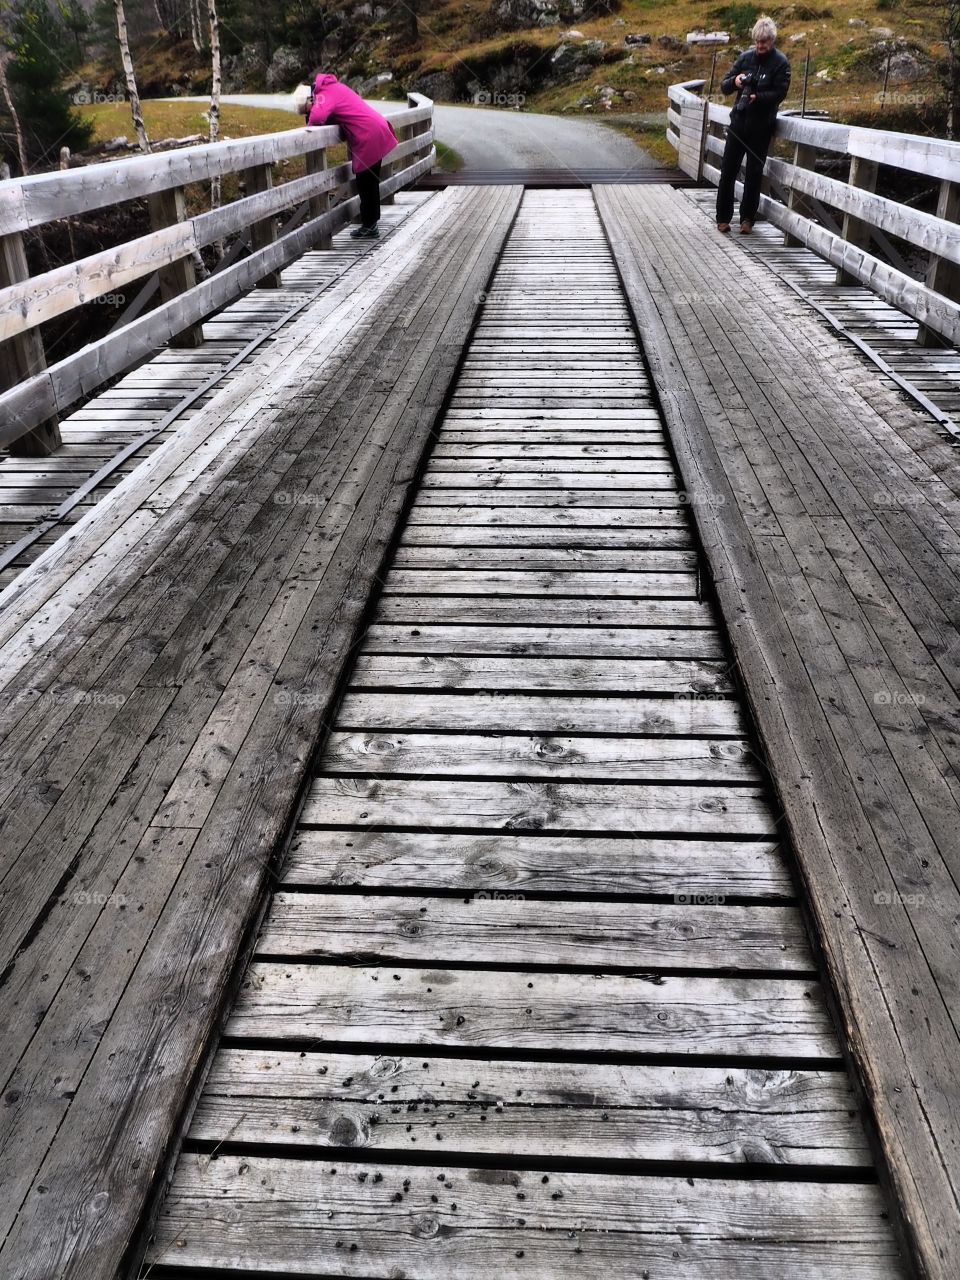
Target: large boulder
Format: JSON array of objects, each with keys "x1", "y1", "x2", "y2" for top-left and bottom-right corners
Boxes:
[
  {"x1": 266, "y1": 45, "x2": 306, "y2": 91},
  {"x1": 222, "y1": 46, "x2": 268, "y2": 92},
  {"x1": 496, "y1": 0, "x2": 619, "y2": 30},
  {"x1": 887, "y1": 50, "x2": 926, "y2": 82},
  {"x1": 412, "y1": 70, "x2": 459, "y2": 101},
  {"x1": 496, "y1": 0, "x2": 561, "y2": 27}
]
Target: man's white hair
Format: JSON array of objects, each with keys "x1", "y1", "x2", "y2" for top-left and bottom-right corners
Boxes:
[{"x1": 752, "y1": 15, "x2": 777, "y2": 40}]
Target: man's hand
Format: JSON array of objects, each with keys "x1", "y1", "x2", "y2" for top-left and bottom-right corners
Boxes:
[{"x1": 735, "y1": 73, "x2": 746, "y2": 86}]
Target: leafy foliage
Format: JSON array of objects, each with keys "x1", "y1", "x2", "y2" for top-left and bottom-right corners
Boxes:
[{"x1": 1, "y1": 0, "x2": 93, "y2": 169}]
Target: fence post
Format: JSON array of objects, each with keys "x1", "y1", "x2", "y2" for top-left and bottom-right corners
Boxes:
[
  {"x1": 836, "y1": 155, "x2": 879, "y2": 284},
  {"x1": 147, "y1": 185, "x2": 204, "y2": 346},
  {"x1": 0, "y1": 230, "x2": 62, "y2": 456},
  {"x1": 305, "y1": 147, "x2": 333, "y2": 250},
  {"x1": 242, "y1": 162, "x2": 282, "y2": 288},
  {"x1": 783, "y1": 141, "x2": 818, "y2": 247},
  {"x1": 917, "y1": 178, "x2": 960, "y2": 347},
  {"x1": 382, "y1": 119, "x2": 406, "y2": 207}
]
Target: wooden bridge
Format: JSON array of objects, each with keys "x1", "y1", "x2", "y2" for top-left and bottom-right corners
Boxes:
[{"x1": 0, "y1": 91, "x2": 958, "y2": 1280}]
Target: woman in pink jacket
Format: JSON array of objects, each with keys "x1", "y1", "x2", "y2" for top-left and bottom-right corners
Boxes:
[{"x1": 306, "y1": 74, "x2": 399, "y2": 239}]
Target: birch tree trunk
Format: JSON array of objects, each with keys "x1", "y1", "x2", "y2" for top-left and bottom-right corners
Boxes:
[
  {"x1": 0, "y1": 51, "x2": 28, "y2": 175},
  {"x1": 208, "y1": 0, "x2": 222, "y2": 234},
  {"x1": 114, "y1": 0, "x2": 151, "y2": 152},
  {"x1": 189, "y1": 0, "x2": 202, "y2": 53}
]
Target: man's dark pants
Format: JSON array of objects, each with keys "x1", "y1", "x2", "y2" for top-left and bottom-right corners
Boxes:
[{"x1": 716, "y1": 121, "x2": 772, "y2": 224}]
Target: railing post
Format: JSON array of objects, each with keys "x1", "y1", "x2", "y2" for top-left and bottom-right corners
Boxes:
[
  {"x1": 0, "y1": 230, "x2": 62, "y2": 456},
  {"x1": 836, "y1": 155, "x2": 879, "y2": 285},
  {"x1": 917, "y1": 178, "x2": 960, "y2": 347},
  {"x1": 305, "y1": 147, "x2": 333, "y2": 250},
  {"x1": 783, "y1": 142, "x2": 818, "y2": 247},
  {"x1": 147, "y1": 185, "x2": 204, "y2": 347},
  {"x1": 242, "y1": 162, "x2": 282, "y2": 288},
  {"x1": 697, "y1": 92, "x2": 711, "y2": 182},
  {"x1": 382, "y1": 120, "x2": 407, "y2": 207}
]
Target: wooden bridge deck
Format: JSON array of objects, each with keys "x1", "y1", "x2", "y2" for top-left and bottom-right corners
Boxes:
[
  {"x1": 0, "y1": 182, "x2": 957, "y2": 1279},
  {"x1": 0, "y1": 193, "x2": 433, "y2": 592}
]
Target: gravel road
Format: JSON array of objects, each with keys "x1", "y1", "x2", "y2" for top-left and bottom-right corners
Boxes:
[{"x1": 168, "y1": 93, "x2": 657, "y2": 172}]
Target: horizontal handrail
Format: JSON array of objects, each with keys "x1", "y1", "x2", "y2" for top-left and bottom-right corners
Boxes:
[
  {"x1": 667, "y1": 79, "x2": 960, "y2": 347},
  {"x1": 0, "y1": 94, "x2": 435, "y2": 450}
]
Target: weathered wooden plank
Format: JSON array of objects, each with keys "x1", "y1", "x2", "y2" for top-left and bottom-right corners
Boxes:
[
  {"x1": 259, "y1": 892, "x2": 810, "y2": 969},
  {"x1": 317, "y1": 730, "x2": 758, "y2": 782},
  {"x1": 229, "y1": 963, "x2": 836, "y2": 1056},
  {"x1": 301, "y1": 777, "x2": 774, "y2": 835},
  {"x1": 336, "y1": 691, "x2": 745, "y2": 734},
  {"x1": 190, "y1": 1050, "x2": 870, "y2": 1166},
  {"x1": 149, "y1": 1156, "x2": 903, "y2": 1277},
  {"x1": 398, "y1": 526, "x2": 693, "y2": 549},
  {"x1": 390, "y1": 547, "x2": 696, "y2": 570},
  {"x1": 382, "y1": 570, "x2": 697, "y2": 597},
  {"x1": 349, "y1": 654, "x2": 732, "y2": 694},
  {"x1": 359, "y1": 624, "x2": 721, "y2": 657},
  {"x1": 281, "y1": 830, "x2": 792, "y2": 896}
]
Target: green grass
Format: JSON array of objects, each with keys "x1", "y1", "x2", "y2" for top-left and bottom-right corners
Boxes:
[
  {"x1": 80, "y1": 100, "x2": 303, "y2": 143},
  {"x1": 434, "y1": 139, "x2": 464, "y2": 172}
]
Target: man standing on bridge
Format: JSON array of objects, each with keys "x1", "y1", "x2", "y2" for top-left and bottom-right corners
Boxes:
[{"x1": 715, "y1": 16, "x2": 791, "y2": 235}]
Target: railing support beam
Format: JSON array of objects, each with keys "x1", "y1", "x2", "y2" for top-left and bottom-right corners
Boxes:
[
  {"x1": 783, "y1": 143, "x2": 818, "y2": 248},
  {"x1": 0, "y1": 231, "x2": 61, "y2": 456},
  {"x1": 918, "y1": 178, "x2": 960, "y2": 348},
  {"x1": 147, "y1": 186, "x2": 204, "y2": 348},
  {"x1": 305, "y1": 148, "x2": 333, "y2": 250},
  {"x1": 836, "y1": 156, "x2": 879, "y2": 285},
  {"x1": 243, "y1": 163, "x2": 282, "y2": 288}
]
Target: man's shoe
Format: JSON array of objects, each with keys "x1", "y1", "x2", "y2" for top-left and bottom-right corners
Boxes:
[
  {"x1": 740, "y1": 221, "x2": 753, "y2": 235},
  {"x1": 717, "y1": 221, "x2": 731, "y2": 233},
  {"x1": 350, "y1": 224, "x2": 380, "y2": 239}
]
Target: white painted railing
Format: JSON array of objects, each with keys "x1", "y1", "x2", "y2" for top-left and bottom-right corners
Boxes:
[
  {"x1": 0, "y1": 93, "x2": 435, "y2": 453},
  {"x1": 667, "y1": 79, "x2": 960, "y2": 348}
]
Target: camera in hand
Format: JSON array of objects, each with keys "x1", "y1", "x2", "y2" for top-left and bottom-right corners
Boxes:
[{"x1": 735, "y1": 71, "x2": 755, "y2": 110}]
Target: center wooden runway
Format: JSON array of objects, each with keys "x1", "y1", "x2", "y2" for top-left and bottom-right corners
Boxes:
[{"x1": 146, "y1": 191, "x2": 905, "y2": 1277}]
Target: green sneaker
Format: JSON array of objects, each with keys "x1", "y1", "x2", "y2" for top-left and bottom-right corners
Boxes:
[{"x1": 350, "y1": 224, "x2": 380, "y2": 239}]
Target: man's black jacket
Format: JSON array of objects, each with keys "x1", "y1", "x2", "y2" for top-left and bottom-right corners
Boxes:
[{"x1": 721, "y1": 46, "x2": 791, "y2": 133}]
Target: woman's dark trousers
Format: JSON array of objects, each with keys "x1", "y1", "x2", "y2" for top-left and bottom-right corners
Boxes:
[{"x1": 356, "y1": 161, "x2": 383, "y2": 227}]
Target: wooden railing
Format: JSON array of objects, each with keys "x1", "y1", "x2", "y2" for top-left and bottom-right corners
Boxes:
[
  {"x1": 667, "y1": 79, "x2": 960, "y2": 349},
  {"x1": 0, "y1": 93, "x2": 435, "y2": 455}
]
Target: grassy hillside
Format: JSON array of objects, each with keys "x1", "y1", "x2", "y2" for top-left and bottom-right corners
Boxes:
[{"x1": 380, "y1": 0, "x2": 944, "y2": 125}]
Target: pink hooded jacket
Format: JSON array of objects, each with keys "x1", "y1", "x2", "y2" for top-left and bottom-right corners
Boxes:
[{"x1": 307, "y1": 74, "x2": 399, "y2": 173}]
